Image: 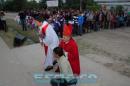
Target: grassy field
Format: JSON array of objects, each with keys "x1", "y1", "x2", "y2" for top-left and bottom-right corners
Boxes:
[{"x1": 0, "y1": 19, "x2": 39, "y2": 48}]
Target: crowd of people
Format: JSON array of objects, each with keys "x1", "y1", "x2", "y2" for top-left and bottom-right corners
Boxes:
[{"x1": 17, "y1": 7, "x2": 130, "y2": 38}]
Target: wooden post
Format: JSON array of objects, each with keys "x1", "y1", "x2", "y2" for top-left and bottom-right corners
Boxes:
[{"x1": 80, "y1": 0, "x2": 83, "y2": 11}]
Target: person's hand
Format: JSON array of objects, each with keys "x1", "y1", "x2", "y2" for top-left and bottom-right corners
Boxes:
[{"x1": 39, "y1": 33, "x2": 45, "y2": 39}]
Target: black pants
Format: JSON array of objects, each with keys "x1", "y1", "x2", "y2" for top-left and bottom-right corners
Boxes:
[
  {"x1": 73, "y1": 24, "x2": 78, "y2": 35},
  {"x1": 0, "y1": 20, "x2": 7, "y2": 32},
  {"x1": 87, "y1": 20, "x2": 94, "y2": 32},
  {"x1": 51, "y1": 78, "x2": 77, "y2": 86},
  {"x1": 93, "y1": 21, "x2": 99, "y2": 31},
  {"x1": 20, "y1": 19, "x2": 27, "y2": 31},
  {"x1": 51, "y1": 78, "x2": 68, "y2": 86},
  {"x1": 103, "y1": 20, "x2": 109, "y2": 29},
  {"x1": 0, "y1": 19, "x2": 2, "y2": 30},
  {"x1": 127, "y1": 19, "x2": 130, "y2": 26}
]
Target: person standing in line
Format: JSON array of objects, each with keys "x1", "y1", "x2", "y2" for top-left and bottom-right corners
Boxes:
[
  {"x1": 77, "y1": 12, "x2": 84, "y2": 36},
  {"x1": 19, "y1": 11, "x2": 27, "y2": 31}
]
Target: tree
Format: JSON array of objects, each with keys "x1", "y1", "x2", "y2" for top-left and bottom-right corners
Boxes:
[
  {"x1": 85, "y1": 0, "x2": 100, "y2": 11},
  {"x1": 39, "y1": 0, "x2": 47, "y2": 9},
  {"x1": 4, "y1": 0, "x2": 27, "y2": 11},
  {"x1": 0, "y1": 0, "x2": 4, "y2": 10},
  {"x1": 63, "y1": 0, "x2": 80, "y2": 9},
  {"x1": 5, "y1": 0, "x2": 40, "y2": 11},
  {"x1": 62, "y1": 0, "x2": 99, "y2": 11},
  {"x1": 26, "y1": 0, "x2": 39, "y2": 10},
  {"x1": 116, "y1": 5, "x2": 124, "y2": 15},
  {"x1": 13, "y1": 0, "x2": 27, "y2": 11},
  {"x1": 59, "y1": 0, "x2": 63, "y2": 8}
]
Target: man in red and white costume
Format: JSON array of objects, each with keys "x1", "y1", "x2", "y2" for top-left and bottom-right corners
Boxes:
[{"x1": 39, "y1": 20, "x2": 59, "y2": 71}]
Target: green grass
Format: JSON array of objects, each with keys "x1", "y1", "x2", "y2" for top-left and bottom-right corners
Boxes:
[
  {"x1": 6, "y1": 19, "x2": 39, "y2": 43},
  {"x1": 0, "y1": 19, "x2": 39, "y2": 48}
]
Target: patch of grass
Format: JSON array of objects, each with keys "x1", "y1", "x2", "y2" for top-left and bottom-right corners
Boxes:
[
  {"x1": 6, "y1": 19, "x2": 39, "y2": 43},
  {"x1": 0, "y1": 19, "x2": 39, "y2": 48}
]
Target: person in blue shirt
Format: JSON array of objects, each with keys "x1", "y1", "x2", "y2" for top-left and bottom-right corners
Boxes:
[{"x1": 77, "y1": 13, "x2": 84, "y2": 36}]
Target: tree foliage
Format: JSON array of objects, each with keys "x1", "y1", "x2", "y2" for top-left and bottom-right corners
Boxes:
[
  {"x1": 5, "y1": 0, "x2": 27, "y2": 11},
  {"x1": 62, "y1": 0, "x2": 99, "y2": 10},
  {"x1": 26, "y1": 0, "x2": 39, "y2": 10},
  {"x1": 3, "y1": 0, "x2": 99, "y2": 11},
  {"x1": 116, "y1": 5, "x2": 124, "y2": 14},
  {"x1": 39, "y1": 0, "x2": 47, "y2": 9},
  {"x1": 0, "y1": 0, "x2": 5, "y2": 10}
]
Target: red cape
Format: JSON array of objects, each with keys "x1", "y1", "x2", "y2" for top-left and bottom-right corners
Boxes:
[{"x1": 59, "y1": 38, "x2": 80, "y2": 76}]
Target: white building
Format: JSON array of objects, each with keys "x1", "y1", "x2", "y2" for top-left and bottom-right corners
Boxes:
[{"x1": 94, "y1": 0, "x2": 130, "y2": 11}]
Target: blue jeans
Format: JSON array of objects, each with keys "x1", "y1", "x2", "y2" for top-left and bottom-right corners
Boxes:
[{"x1": 78, "y1": 24, "x2": 83, "y2": 35}]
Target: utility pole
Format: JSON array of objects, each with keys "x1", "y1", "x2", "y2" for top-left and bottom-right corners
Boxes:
[
  {"x1": 0, "y1": 0, "x2": 4, "y2": 10},
  {"x1": 80, "y1": 0, "x2": 82, "y2": 11},
  {"x1": 0, "y1": 0, "x2": 2, "y2": 9}
]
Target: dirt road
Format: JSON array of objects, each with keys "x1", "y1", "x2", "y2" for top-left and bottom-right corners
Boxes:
[{"x1": 75, "y1": 27, "x2": 130, "y2": 77}]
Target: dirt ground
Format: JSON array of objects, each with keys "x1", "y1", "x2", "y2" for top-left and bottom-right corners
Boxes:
[{"x1": 75, "y1": 27, "x2": 130, "y2": 77}]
